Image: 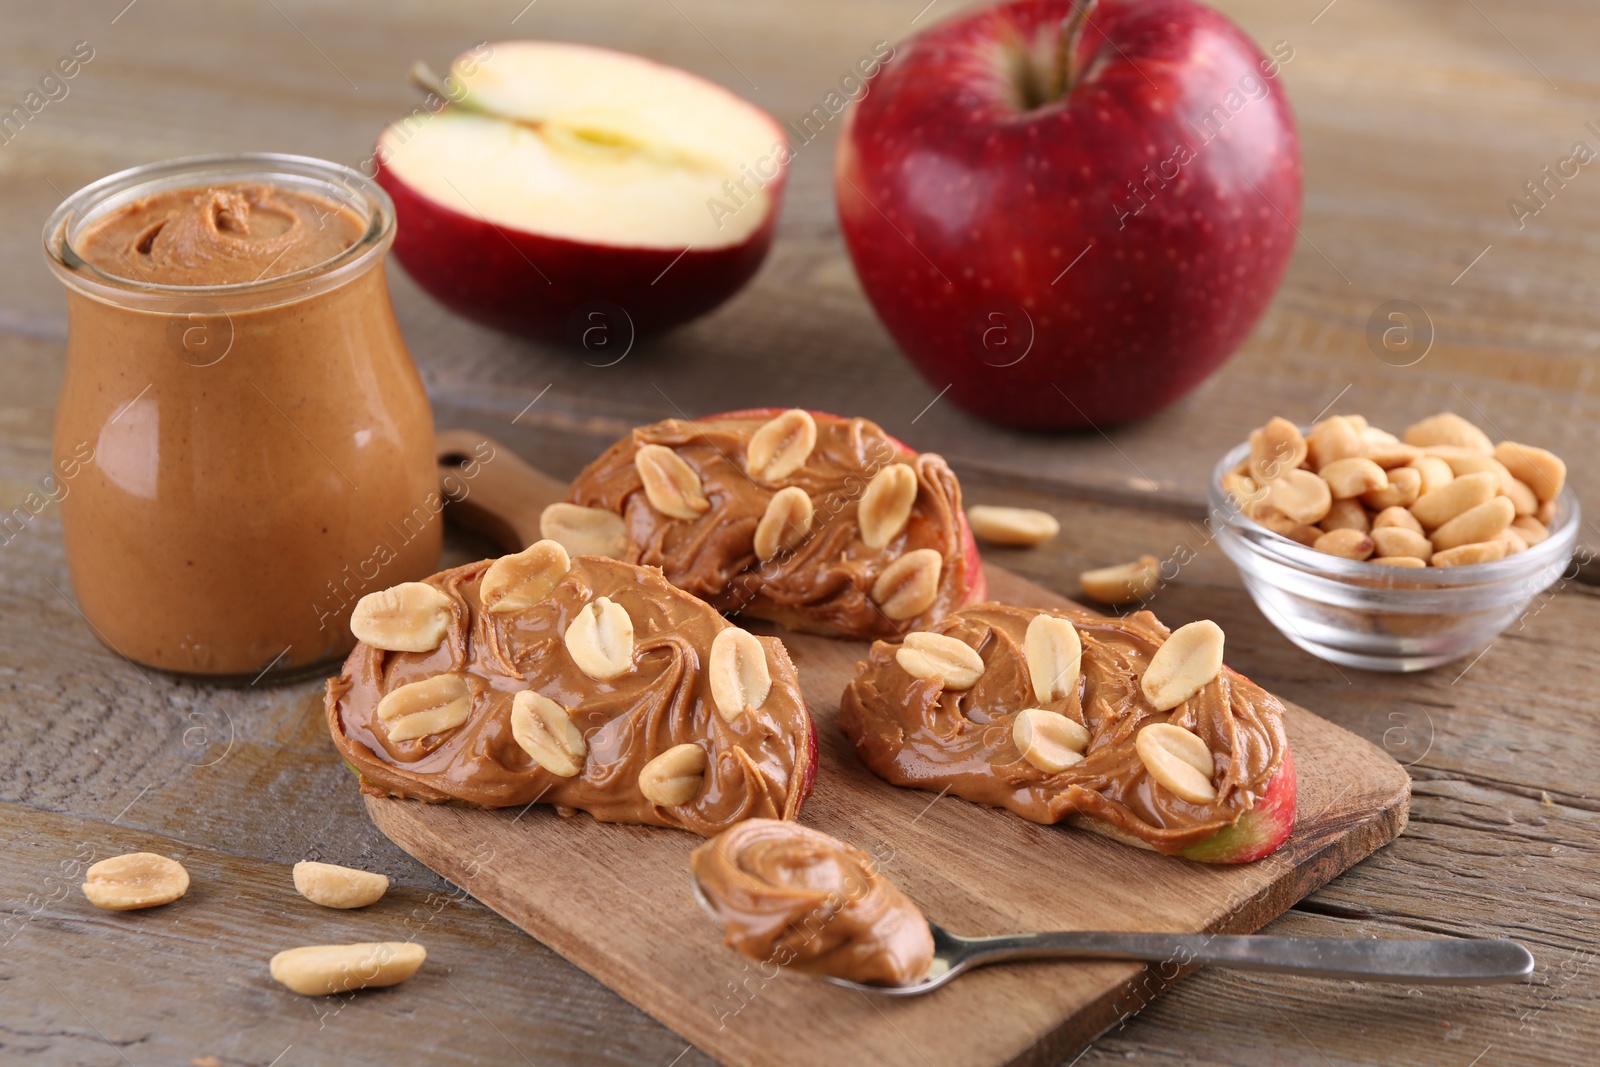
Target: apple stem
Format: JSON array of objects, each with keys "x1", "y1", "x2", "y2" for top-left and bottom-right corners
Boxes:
[{"x1": 1050, "y1": 0, "x2": 1098, "y2": 100}]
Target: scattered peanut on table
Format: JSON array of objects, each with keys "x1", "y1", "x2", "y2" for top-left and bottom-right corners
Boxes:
[{"x1": 1227, "y1": 412, "x2": 1565, "y2": 568}]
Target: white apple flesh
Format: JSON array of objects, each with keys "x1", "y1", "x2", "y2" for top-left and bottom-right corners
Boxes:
[{"x1": 376, "y1": 41, "x2": 788, "y2": 344}]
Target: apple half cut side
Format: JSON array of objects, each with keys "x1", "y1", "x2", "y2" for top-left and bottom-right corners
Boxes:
[
  {"x1": 706, "y1": 406, "x2": 988, "y2": 606},
  {"x1": 375, "y1": 41, "x2": 789, "y2": 344}
]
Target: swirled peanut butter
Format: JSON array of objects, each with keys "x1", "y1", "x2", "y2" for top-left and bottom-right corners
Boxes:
[
  {"x1": 326, "y1": 554, "x2": 816, "y2": 835},
  {"x1": 561, "y1": 410, "x2": 983, "y2": 640},
  {"x1": 691, "y1": 819, "x2": 933, "y2": 986},
  {"x1": 839, "y1": 603, "x2": 1290, "y2": 854},
  {"x1": 78, "y1": 183, "x2": 363, "y2": 285}
]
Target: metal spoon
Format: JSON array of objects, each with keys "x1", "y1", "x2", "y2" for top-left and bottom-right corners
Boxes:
[{"x1": 691, "y1": 875, "x2": 1534, "y2": 996}]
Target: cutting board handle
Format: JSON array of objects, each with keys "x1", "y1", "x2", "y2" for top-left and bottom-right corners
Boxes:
[{"x1": 436, "y1": 429, "x2": 568, "y2": 554}]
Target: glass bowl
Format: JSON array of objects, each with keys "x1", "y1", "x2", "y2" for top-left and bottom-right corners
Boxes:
[{"x1": 1207, "y1": 439, "x2": 1580, "y2": 672}]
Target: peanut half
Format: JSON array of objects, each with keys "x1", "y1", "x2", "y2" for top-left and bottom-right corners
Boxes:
[
  {"x1": 510, "y1": 690, "x2": 587, "y2": 777},
  {"x1": 82, "y1": 853, "x2": 189, "y2": 911},
  {"x1": 1305, "y1": 415, "x2": 1363, "y2": 469},
  {"x1": 638, "y1": 743, "x2": 707, "y2": 807},
  {"x1": 966, "y1": 505, "x2": 1059, "y2": 546},
  {"x1": 480, "y1": 540, "x2": 570, "y2": 614},
  {"x1": 745, "y1": 408, "x2": 816, "y2": 485},
  {"x1": 1410, "y1": 471, "x2": 1498, "y2": 529},
  {"x1": 754, "y1": 486, "x2": 814, "y2": 561},
  {"x1": 1371, "y1": 505, "x2": 1423, "y2": 533},
  {"x1": 1078, "y1": 555, "x2": 1161, "y2": 606},
  {"x1": 1135, "y1": 723, "x2": 1217, "y2": 804},
  {"x1": 1494, "y1": 441, "x2": 1566, "y2": 503},
  {"x1": 269, "y1": 942, "x2": 426, "y2": 996},
  {"x1": 1319, "y1": 457, "x2": 1389, "y2": 499},
  {"x1": 564, "y1": 596, "x2": 634, "y2": 680},
  {"x1": 1370, "y1": 526, "x2": 1433, "y2": 562},
  {"x1": 1430, "y1": 496, "x2": 1514, "y2": 552},
  {"x1": 1313, "y1": 528, "x2": 1375, "y2": 561},
  {"x1": 1248, "y1": 417, "x2": 1307, "y2": 483},
  {"x1": 377, "y1": 674, "x2": 472, "y2": 743},
  {"x1": 1266, "y1": 469, "x2": 1333, "y2": 524},
  {"x1": 350, "y1": 582, "x2": 453, "y2": 652},
  {"x1": 870, "y1": 549, "x2": 942, "y2": 620},
  {"x1": 1361, "y1": 465, "x2": 1421, "y2": 510},
  {"x1": 1320, "y1": 499, "x2": 1370, "y2": 533},
  {"x1": 1025, "y1": 614, "x2": 1081, "y2": 703},
  {"x1": 895, "y1": 630, "x2": 985, "y2": 690},
  {"x1": 635, "y1": 444, "x2": 710, "y2": 520},
  {"x1": 708, "y1": 627, "x2": 771, "y2": 721},
  {"x1": 859, "y1": 464, "x2": 918, "y2": 548},
  {"x1": 1404, "y1": 412, "x2": 1493, "y2": 454},
  {"x1": 1141, "y1": 620, "x2": 1224, "y2": 712},
  {"x1": 540, "y1": 503, "x2": 630, "y2": 559},
  {"x1": 1408, "y1": 455, "x2": 1455, "y2": 495},
  {"x1": 1433, "y1": 540, "x2": 1509, "y2": 567},
  {"x1": 1012, "y1": 708, "x2": 1090, "y2": 773},
  {"x1": 292, "y1": 861, "x2": 389, "y2": 910}
]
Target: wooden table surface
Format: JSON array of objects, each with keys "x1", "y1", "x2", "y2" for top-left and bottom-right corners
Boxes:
[{"x1": 3, "y1": 1, "x2": 1597, "y2": 1065}]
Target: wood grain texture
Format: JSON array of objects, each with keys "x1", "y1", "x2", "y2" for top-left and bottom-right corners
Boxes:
[
  {"x1": 4, "y1": 0, "x2": 1600, "y2": 1063},
  {"x1": 367, "y1": 564, "x2": 1411, "y2": 1067}
]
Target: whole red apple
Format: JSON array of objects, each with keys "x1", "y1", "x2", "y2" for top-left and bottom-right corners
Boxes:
[{"x1": 835, "y1": 0, "x2": 1301, "y2": 430}]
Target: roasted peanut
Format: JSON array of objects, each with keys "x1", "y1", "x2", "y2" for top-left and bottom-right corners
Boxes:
[
  {"x1": 745, "y1": 409, "x2": 816, "y2": 485},
  {"x1": 859, "y1": 464, "x2": 918, "y2": 548},
  {"x1": 539, "y1": 503, "x2": 629, "y2": 559},
  {"x1": 1266, "y1": 469, "x2": 1333, "y2": 524},
  {"x1": 1305, "y1": 415, "x2": 1363, "y2": 470},
  {"x1": 1494, "y1": 441, "x2": 1566, "y2": 503},
  {"x1": 966, "y1": 505, "x2": 1059, "y2": 546},
  {"x1": 1361, "y1": 465, "x2": 1421, "y2": 510},
  {"x1": 480, "y1": 540, "x2": 570, "y2": 613},
  {"x1": 1372, "y1": 556, "x2": 1427, "y2": 567},
  {"x1": 896, "y1": 630, "x2": 985, "y2": 690},
  {"x1": 1025, "y1": 614, "x2": 1082, "y2": 703},
  {"x1": 870, "y1": 549, "x2": 942, "y2": 620},
  {"x1": 1135, "y1": 723, "x2": 1217, "y2": 804},
  {"x1": 1248, "y1": 417, "x2": 1307, "y2": 483},
  {"x1": 292, "y1": 861, "x2": 389, "y2": 910},
  {"x1": 1141, "y1": 620, "x2": 1224, "y2": 712},
  {"x1": 1012, "y1": 709, "x2": 1090, "y2": 773},
  {"x1": 708, "y1": 627, "x2": 771, "y2": 721},
  {"x1": 377, "y1": 674, "x2": 472, "y2": 742},
  {"x1": 1441, "y1": 453, "x2": 1516, "y2": 497},
  {"x1": 350, "y1": 582, "x2": 453, "y2": 652},
  {"x1": 635, "y1": 444, "x2": 710, "y2": 520},
  {"x1": 82, "y1": 853, "x2": 189, "y2": 911},
  {"x1": 1371, "y1": 505, "x2": 1424, "y2": 533},
  {"x1": 269, "y1": 942, "x2": 425, "y2": 996},
  {"x1": 1370, "y1": 526, "x2": 1433, "y2": 562},
  {"x1": 1319, "y1": 457, "x2": 1388, "y2": 499},
  {"x1": 1407, "y1": 455, "x2": 1454, "y2": 495},
  {"x1": 638, "y1": 744, "x2": 707, "y2": 807},
  {"x1": 1313, "y1": 528, "x2": 1375, "y2": 561},
  {"x1": 510, "y1": 691, "x2": 586, "y2": 776},
  {"x1": 1511, "y1": 515, "x2": 1550, "y2": 545},
  {"x1": 1078, "y1": 555, "x2": 1161, "y2": 605},
  {"x1": 564, "y1": 596, "x2": 634, "y2": 680},
  {"x1": 754, "y1": 486, "x2": 814, "y2": 561},
  {"x1": 1404, "y1": 412, "x2": 1493, "y2": 453},
  {"x1": 1410, "y1": 471, "x2": 1497, "y2": 529},
  {"x1": 1430, "y1": 496, "x2": 1514, "y2": 552},
  {"x1": 1222, "y1": 470, "x2": 1263, "y2": 512},
  {"x1": 1433, "y1": 540, "x2": 1509, "y2": 568},
  {"x1": 1254, "y1": 508, "x2": 1322, "y2": 546},
  {"x1": 1504, "y1": 478, "x2": 1539, "y2": 517},
  {"x1": 1360, "y1": 429, "x2": 1422, "y2": 469},
  {"x1": 1320, "y1": 499, "x2": 1370, "y2": 533}
]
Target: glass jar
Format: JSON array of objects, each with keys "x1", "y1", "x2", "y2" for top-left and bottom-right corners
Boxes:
[{"x1": 44, "y1": 153, "x2": 442, "y2": 681}]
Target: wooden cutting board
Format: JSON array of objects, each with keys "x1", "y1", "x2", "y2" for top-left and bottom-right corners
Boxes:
[{"x1": 366, "y1": 555, "x2": 1411, "y2": 1067}]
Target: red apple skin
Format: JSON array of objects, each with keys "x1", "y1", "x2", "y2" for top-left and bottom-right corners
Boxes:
[
  {"x1": 835, "y1": 0, "x2": 1301, "y2": 429},
  {"x1": 376, "y1": 156, "x2": 783, "y2": 345},
  {"x1": 1180, "y1": 743, "x2": 1297, "y2": 864},
  {"x1": 707, "y1": 407, "x2": 986, "y2": 605}
]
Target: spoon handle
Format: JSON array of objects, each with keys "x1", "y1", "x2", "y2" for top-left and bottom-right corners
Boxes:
[{"x1": 959, "y1": 932, "x2": 1534, "y2": 984}]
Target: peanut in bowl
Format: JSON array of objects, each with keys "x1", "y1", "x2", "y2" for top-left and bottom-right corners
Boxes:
[{"x1": 1207, "y1": 431, "x2": 1580, "y2": 673}]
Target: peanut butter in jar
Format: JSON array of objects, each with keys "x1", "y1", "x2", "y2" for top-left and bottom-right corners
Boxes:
[{"x1": 44, "y1": 154, "x2": 442, "y2": 680}]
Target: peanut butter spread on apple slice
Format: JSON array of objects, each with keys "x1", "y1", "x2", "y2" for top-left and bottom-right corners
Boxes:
[
  {"x1": 558, "y1": 411, "x2": 980, "y2": 639},
  {"x1": 326, "y1": 552, "x2": 814, "y2": 836},
  {"x1": 839, "y1": 603, "x2": 1291, "y2": 854}
]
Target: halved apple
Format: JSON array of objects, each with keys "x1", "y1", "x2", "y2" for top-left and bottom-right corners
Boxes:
[{"x1": 375, "y1": 41, "x2": 788, "y2": 343}]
